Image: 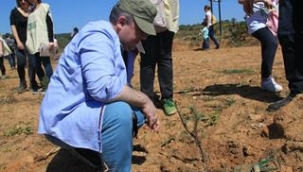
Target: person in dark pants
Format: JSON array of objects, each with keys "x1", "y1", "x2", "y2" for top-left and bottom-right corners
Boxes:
[
  {"x1": 267, "y1": 0, "x2": 303, "y2": 111},
  {"x1": 140, "y1": 0, "x2": 179, "y2": 116}
]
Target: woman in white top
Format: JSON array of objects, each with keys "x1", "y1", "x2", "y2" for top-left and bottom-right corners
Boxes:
[
  {"x1": 239, "y1": 0, "x2": 282, "y2": 93},
  {"x1": 203, "y1": 5, "x2": 220, "y2": 49}
]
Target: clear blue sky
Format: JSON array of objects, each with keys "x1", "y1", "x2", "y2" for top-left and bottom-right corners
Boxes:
[{"x1": 1, "y1": 0, "x2": 245, "y2": 34}]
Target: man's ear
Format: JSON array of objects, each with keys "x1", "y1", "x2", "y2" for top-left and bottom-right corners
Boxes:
[{"x1": 117, "y1": 16, "x2": 127, "y2": 27}]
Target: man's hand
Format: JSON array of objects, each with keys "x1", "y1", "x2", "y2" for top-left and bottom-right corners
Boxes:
[{"x1": 141, "y1": 99, "x2": 160, "y2": 131}]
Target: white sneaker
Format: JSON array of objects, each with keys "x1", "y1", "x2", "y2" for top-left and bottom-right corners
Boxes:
[{"x1": 261, "y1": 76, "x2": 283, "y2": 92}]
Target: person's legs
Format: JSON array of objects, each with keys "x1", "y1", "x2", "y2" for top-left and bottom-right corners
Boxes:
[
  {"x1": 40, "y1": 56, "x2": 53, "y2": 89},
  {"x1": 11, "y1": 53, "x2": 16, "y2": 69},
  {"x1": 252, "y1": 27, "x2": 279, "y2": 79},
  {"x1": 158, "y1": 30, "x2": 174, "y2": 100},
  {"x1": 208, "y1": 25, "x2": 220, "y2": 49},
  {"x1": 157, "y1": 30, "x2": 177, "y2": 116},
  {"x1": 15, "y1": 49, "x2": 27, "y2": 92},
  {"x1": 45, "y1": 101, "x2": 144, "y2": 171},
  {"x1": 27, "y1": 53, "x2": 40, "y2": 92},
  {"x1": 40, "y1": 56, "x2": 53, "y2": 80},
  {"x1": 6, "y1": 54, "x2": 16, "y2": 69},
  {"x1": 0, "y1": 56, "x2": 6, "y2": 78},
  {"x1": 202, "y1": 38, "x2": 210, "y2": 50},
  {"x1": 291, "y1": 0, "x2": 303, "y2": 94},
  {"x1": 101, "y1": 101, "x2": 135, "y2": 172},
  {"x1": 140, "y1": 35, "x2": 159, "y2": 101},
  {"x1": 252, "y1": 27, "x2": 282, "y2": 92},
  {"x1": 267, "y1": 0, "x2": 303, "y2": 111}
]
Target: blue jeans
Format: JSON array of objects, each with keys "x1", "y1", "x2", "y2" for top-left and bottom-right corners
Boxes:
[
  {"x1": 45, "y1": 101, "x2": 145, "y2": 172},
  {"x1": 5, "y1": 53, "x2": 16, "y2": 69},
  {"x1": 28, "y1": 53, "x2": 53, "y2": 90},
  {"x1": 208, "y1": 25, "x2": 220, "y2": 48}
]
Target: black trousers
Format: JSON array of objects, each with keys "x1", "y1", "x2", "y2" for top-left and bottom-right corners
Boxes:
[
  {"x1": 278, "y1": 0, "x2": 303, "y2": 94},
  {"x1": 140, "y1": 30, "x2": 175, "y2": 101},
  {"x1": 252, "y1": 27, "x2": 278, "y2": 79}
]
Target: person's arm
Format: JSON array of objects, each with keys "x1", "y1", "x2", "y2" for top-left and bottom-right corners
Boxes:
[
  {"x1": 112, "y1": 85, "x2": 159, "y2": 131},
  {"x1": 46, "y1": 13, "x2": 54, "y2": 43},
  {"x1": 80, "y1": 32, "x2": 159, "y2": 131},
  {"x1": 11, "y1": 25, "x2": 24, "y2": 50},
  {"x1": 10, "y1": 10, "x2": 25, "y2": 50}
]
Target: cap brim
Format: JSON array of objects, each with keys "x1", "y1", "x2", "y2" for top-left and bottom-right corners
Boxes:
[{"x1": 134, "y1": 16, "x2": 156, "y2": 36}]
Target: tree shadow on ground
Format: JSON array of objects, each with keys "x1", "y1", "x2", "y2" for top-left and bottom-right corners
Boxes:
[
  {"x1": 177, "y1": 83, "x2": 282, "y2": 103},
  {"x1": 46, "y1": 144, "x2": 147, "y2": 172}
]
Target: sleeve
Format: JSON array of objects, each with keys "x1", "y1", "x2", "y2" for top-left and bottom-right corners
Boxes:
[
  {"x1": 79, "y1": 31, "x2": 125, "y2": 101},
  {"x1": 46, "y1": 13, "x2": 54, "y2": 42},
  {"x1": 10, "y1": 9, "x2": 16, "y2": 26}
]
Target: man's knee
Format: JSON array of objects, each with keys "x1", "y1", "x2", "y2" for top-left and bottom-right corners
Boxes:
[{"x1": 104, "y1": 101, "x2": 133, "y2": 126}]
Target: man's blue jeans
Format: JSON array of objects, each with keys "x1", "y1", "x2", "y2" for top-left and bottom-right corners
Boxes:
[{"x1": 45, "y1": 101, "x2": 145, "y2": 172}]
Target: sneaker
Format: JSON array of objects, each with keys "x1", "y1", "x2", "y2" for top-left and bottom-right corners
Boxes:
[
  {"x1": 261, "y1": 76, "x2": 283, "y2": 92},
  {"x1": 162, "y1": 99, "x2": 177, "y2": 116}
]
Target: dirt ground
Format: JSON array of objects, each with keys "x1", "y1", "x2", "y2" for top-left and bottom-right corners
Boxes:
[{"x1": 1, "y1": 42, "x2": 303, "y2": 172}]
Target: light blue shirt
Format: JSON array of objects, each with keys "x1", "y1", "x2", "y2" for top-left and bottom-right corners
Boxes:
[
  {"x1": 38, "y1": 20, "x2": 127, "y2": 152},
  {"x1": 201, "y1": 27, "x2": 209, "y2": 39}
]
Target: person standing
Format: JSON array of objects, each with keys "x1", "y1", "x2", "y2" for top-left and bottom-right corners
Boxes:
[
  {"x1": 38, "y1": 0, "x2": 159, "y2": 171},
  {"x1": 10, "y1": 0, "x2": 31, "y2": 92},
  {"x1": 267, "y1": 0, "x2": 303, "y2": 110},
  {"x1": 203, "y1": 5, "x2": 220, "y2": 49},
  {"x1": 238, "y1": 0, "x2": 283, "y2": 93},
  {"x1": 140, "y1": 0, "x2": 180, "y2": 116},
  {"x1": 26, "y1": 0, "x2": 54, "y2": 92}
]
